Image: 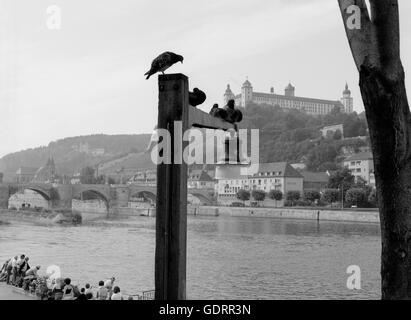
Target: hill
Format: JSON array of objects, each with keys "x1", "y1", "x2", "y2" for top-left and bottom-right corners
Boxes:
[
  {"x1": 239, "y1": 102, "x2": 370, "y2": 171},
  {"x1": 0, "y1": 134, "x2": 151, "y2": 180}
]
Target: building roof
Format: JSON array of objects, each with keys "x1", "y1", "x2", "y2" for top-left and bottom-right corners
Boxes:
[
  {"x1": 189, "y1": 170, "x2": 214, "y2": 182},
  {"x1": 250, "y1": 162, "x2": 303, "y2": 178},
  {"x1": 15, "y1": 167, "x2": 38, "y2": 175},
  {"x1": 299, "y1": 171, "x2": 329, "y2": 183},
  {"x1": 343, "y1": 83, "x2": 351, "y2": 95},
  {"x1": 285, "y1": 83, "x2": 295, "y2": 90},
  {"x1": 344, "y1": 152, "x2": 373, "y2": 162},
  {"x1": 321, "y1": 124, "x2": 344, "y2": 131},
  {"x1": 242, "y1": 79, "x2": 252, "y2": 87},
  {"x1": 252, "y1": 91, "x2": 343, "y2": 107}
]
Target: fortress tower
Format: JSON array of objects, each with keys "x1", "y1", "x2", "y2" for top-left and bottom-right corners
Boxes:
[
  {"x1": 341, "y1": 83, "x2": 354, "y2": 113},
  {"x1": 284, "y1": 82, "x2": 295, "y2": 97},
  {"x1": 241, "y1": 78, "x2": 253, "y2": 107}
]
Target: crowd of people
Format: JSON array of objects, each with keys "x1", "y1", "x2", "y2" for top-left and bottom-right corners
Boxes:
[{"x1": 0, "y1": 255, "x2": 129, "y2": 300}]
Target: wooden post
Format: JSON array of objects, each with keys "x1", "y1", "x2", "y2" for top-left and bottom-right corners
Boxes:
[{"x1": 155, "y1": 74, "x2": 189, "y2": 300}]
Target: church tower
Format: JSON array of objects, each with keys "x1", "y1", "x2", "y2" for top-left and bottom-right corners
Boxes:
[
  {"x1": 341, "y1": 83, "x2": 353, "y2": 113},
  {"x1": 224, "y1": 84, "x2": 235, "y2": 105},
  {"x1": 241, "y1": 78, "x2": 253, "y2": 108}
]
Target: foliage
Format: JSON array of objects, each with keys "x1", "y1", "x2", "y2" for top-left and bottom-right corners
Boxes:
[
  {"x1": 239, "y1": 102, "x2": 369, "y2": 168},
  {"x1": 303, "y1": 190, "x2": 321, "y2": 203},
  {"x1": 327, "y1": 168, "x2": 355, "y2": 190},
  {"x1": 251, "y1": 190, "x2": 266, "y2": 202},
  {"x1": 268, "y1": 190, "x2": 283, "y2": 201},
  {"x1": 345, "y1": 188, "x2": 368, "y2": 207},
  {"x1": 236, "y1": 189, "x2": 250, "y2": 202},
  {"x1": 322, "y1": 189, "x2": 340, "y2": 204},
  {"x1": 286, "y1": 191, "x2": 301, "y2": 206}
]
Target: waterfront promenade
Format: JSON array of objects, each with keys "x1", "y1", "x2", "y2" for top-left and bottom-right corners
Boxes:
[{"x1": 0, "y1": 283, "x2": 35, "y2": 300}]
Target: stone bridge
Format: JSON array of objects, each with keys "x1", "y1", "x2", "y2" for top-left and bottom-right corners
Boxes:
[{"x1": 0, "y1": 183, "x2": 215, "y2": 209}]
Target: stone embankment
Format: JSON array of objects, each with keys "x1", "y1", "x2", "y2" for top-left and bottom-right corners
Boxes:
[{"x1": 188, "y1": 206, "x2": 379, "y2": 223}]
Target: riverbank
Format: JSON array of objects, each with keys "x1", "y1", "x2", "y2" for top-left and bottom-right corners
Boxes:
[
  {"x1": 0, "y1": 209, "x2": 82, "y2": 225},
  {"x1": 188, "y1": 206, "x2": 380, "y2": 223},
  {"x1": 0, "y1": 283, "x2": 36, "y2": 300}
]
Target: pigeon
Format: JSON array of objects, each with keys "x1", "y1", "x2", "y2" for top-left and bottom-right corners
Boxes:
[
  {"x1": 223, "y1": 99, "x2": 243, "y2": 124},
  {"x1": 189, "y1": 88, "x2": 206, "y2": 107},
  {"x1": 144, "y1": 51, "x2": 184, "y2": 80},
  {"x1": 209, "y1": 103, "x2": 228, "y2": 121}
]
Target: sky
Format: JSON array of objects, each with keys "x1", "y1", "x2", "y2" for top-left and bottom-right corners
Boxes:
[{"x1": 0, "y1": 0, "x2": 410, "y2": 158}]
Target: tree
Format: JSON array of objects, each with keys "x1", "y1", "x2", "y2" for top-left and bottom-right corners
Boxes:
[
  {"x1": 286, "y1": 191, "x2": 300, "y2": 206},
  {"x1": 322, "y1": 188, "x2": 340, "y2": 204},
  {"x1": 303, "y1": 190, "x2": 321, "y2": 204},
  {"x1": 252, "y1": 190, "x2": 266, "y2": 206},
  {"x1": 236, "y1": 189, "x2": 250, "y2": 204},
  {"x1": 345, "y1": 188, "x2": 367, "y2": 207},
  {"x1": 80, "y1": 166, "x2": 96, "y2": 184},
  {"x1": 338, "y1": 0, "x2": 411, "y2": 298},
  {"x1": 268, "y1": 190, "x2": 283, "y2": 207},
  {"x1": 327, "y1": 167, "x2": 355, "y2": 190},
  {"x1": 333, "y1": 129, "x2": 343, "y2": 140}
]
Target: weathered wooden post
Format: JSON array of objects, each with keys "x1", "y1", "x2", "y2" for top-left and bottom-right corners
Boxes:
[
  {"x1": 155, "y1": 73, "x2": 236, "y2": 300},
  {"x1": 155, "y1": 74, "x2": 189, "y2": 300}
]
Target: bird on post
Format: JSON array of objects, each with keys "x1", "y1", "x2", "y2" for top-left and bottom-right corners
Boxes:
[
  {"x1": 223, "y1": 99, "x2": 243, "y2": 124},
  {"x1": 209, "y1": 103, "x2": 228, "y2": 120},
  {"x1": 189, "y1": 88, "x2": 206, "y2": 107},
  {"x1": 144, "y1": 51, "x2": 184, "y2": 80}
]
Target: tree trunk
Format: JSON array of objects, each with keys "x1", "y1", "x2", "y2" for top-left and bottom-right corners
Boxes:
[
  {"x1": 359, "y1": 66, "x2": 411, "y2": 299},
  {"x1": 338, "y1": 0, "x2": 411, "y2": 299}
]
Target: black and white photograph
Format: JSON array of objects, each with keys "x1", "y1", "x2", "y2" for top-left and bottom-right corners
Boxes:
[{"x1": 0, "y1": 0, "x2": 411, "y2": 311}]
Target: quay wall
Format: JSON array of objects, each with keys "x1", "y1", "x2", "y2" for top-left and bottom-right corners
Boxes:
[{"x1": 187, "y1": 206, "x2": 380, "y2": 223}]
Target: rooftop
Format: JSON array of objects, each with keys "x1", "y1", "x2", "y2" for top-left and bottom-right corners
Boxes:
[
  {"x1": 252, "y1": 92, "x2": 343, "y2": 106},
  {"x1": 344, "y1": 152, "x2": 373, "y2": 162},
  {"x1": 299, "y1": 171, "x2": 330, "y2": 183}
]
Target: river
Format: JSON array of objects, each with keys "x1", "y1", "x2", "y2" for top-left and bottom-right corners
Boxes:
[{"x1": 0, "y1": 215, "x2": 381, "y2": 299}]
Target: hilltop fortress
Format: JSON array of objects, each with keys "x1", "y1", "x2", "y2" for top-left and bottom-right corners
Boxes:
[{"x1": 224, "y1": 79, "x2": 354, "y2": 115}]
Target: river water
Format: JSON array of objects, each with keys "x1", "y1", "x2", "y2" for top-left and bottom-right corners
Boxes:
[{"x1": 0, "y1": 215, "x2": 381, "y2": 299}]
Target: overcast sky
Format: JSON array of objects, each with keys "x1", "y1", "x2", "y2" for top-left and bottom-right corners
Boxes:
[{"x1": 0, "y1": 0, "x2": 410, "y2": 158}]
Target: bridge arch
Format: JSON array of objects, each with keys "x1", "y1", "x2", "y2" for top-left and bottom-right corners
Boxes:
[
  {"x1": 133, "y1": 191, "x2": 156, "y2": 203},
  {"x1": 78, "y1": 189, "x2": 110, "y2": 208},
  {"x1": 24, "y1": 188, "x2": 51, "y2": 201}
]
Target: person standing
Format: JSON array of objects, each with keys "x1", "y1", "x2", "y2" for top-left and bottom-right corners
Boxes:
[
  {"x1": 19, "y1": 257, "x2": 30, "y2": 277},
  {"x1": 110, "y1": 286, "x2": 123, "y2": 300},
  {"x1": 6, "y1": 257, "x2": 15, "y2": 284},
  {"x1": 104, "y1": 277, "x2": 115, "y2": 299},
  {"x1": 11, "y1": 256, "x2": 19, "y2": 285},
  {"x1": 62, "y1": 278, "x2": 75, "y2": 300},
  {"x1": 96, "y1": 280, "x2": 108, "y2": 300}
]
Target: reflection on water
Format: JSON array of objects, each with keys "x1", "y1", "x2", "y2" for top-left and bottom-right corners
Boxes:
[{"x1": 0, "y1": 215, "x2": 381, "y2": 299}]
